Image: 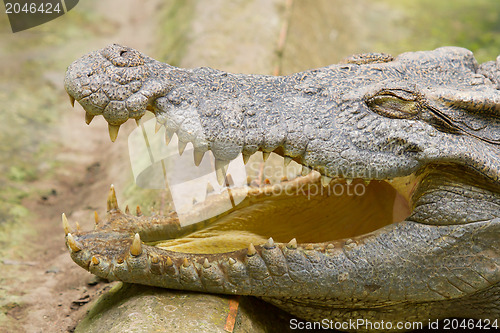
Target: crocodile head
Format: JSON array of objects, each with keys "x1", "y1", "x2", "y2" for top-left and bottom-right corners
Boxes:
[{"x1": 63, "y1": 44, "x2": 500, "y2": 325}]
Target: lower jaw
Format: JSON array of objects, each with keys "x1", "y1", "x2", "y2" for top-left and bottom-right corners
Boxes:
[{"x1": 153, "y1": 171, "x2": 417, "y2": 254}]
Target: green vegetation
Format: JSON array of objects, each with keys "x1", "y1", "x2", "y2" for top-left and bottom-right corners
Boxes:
[
  {"x1": 155, "y1": 0, "x2": 196, "y2": 65},
  {"x1": 382, "y1": 0, "x2": 500, "y2": 62}
]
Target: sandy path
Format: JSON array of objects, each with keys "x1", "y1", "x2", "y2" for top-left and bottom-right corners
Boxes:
[{"x1": 0, "y1": 1, "x2": 162, "y2": 332}]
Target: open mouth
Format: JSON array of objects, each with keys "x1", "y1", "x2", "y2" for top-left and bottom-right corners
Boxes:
[{"x1": 150, "y1": 152, "x2": 418, "y2": 254}]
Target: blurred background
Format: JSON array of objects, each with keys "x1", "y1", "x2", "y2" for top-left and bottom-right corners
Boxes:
[{"x1": 0, "y1": 0, "x2": 499, "y2": 331}]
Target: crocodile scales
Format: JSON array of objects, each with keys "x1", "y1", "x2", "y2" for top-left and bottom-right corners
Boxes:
[{"x1": 63, "y1": 44, "x2": 500, "y2": 329}]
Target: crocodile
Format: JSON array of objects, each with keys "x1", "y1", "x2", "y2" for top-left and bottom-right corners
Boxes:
[{"x1": 63, "y1": 44, "x2": 500, "y2": 329}]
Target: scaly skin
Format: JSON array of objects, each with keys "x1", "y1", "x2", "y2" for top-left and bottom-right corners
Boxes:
[{"x1": 63, "y1": 44, "x2": 500, "y2": 330}]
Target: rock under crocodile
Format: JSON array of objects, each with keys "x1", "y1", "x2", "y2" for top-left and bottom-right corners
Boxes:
[{"x1": 63, "y1": 44, "x2": 500, "y2": 330}]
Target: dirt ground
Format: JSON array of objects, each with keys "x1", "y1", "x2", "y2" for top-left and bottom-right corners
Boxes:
[{"x1": 0, "y1": 1, "x2": 163, "y2": 332}]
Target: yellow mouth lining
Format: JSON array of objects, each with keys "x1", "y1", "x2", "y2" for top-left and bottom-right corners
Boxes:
[{"x1": 154, "y1": 173, "x2": 416, "y2": 254}]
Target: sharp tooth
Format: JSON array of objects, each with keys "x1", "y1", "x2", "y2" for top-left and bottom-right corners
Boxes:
[
  {"x1": 321, "y1": 175, "x2": 332, "y2": 187},
  {"x1": 346, "y1": 178, "x2": 353, "y2": 186},
  {"x1": 326, "y1": 243, "x2": 335, "y2": 249},
  {"x1": 150, "y1": 252, "x2": 159, "y2": 264},
  {"x1": 155, "y1": 121, "x2": 162, "y2": 134},
  {"x1": 262, "y1": 152, "x2": 270, "y2": 161},
  {"x1": 165, "y1": 129, "x2": 174, "y2": 145},
  {"x1": 62, "y1": 213, "x2": 71, "y2": 235},
  {"x1": 136, "y1": 205, "x2": 142, "y2": 216},
  {"x1": 242, "y1": 153, "x2": 251, "y2": 165},
  {"x1": 215, "y1": 159, "x2": 230, "y2": 185},
  {"x1": 203, "y1": 258, "x2": 210, "y2": 268},
  {"x1": 94, "y1": 211, "x2": 100, "y2": 225},
  {"x1": 75, "y1": 221, "x2": 81, "y2": 232},
  {"x1": 108, "y1": 124, "x2": 120, "y2": 142},
  {"x1": 166, "y1": 257, "x2": 173, "y2": 267},
  {"x1": 193, "y1": 149, "x2": 205, "y2": 166},
  {"x1": 363, "y1": 179, "x2": 370, "y2": 186},
  {"x1": 135, "y1": 118, "x2": 141, "y2": 127},
  {"x1": 178, "y1": 140, "x2": 187, "y2": 155},
  {"x1": 228, "y1": 258, "x2": 236, "y2": 265},
  {"x1": 264, "y1": 237, "x2": 275, "y2": 249},
  {"x1": 91, "y1": 256, "x2": 100, "y2": 265},
  {"x1": 68, "y1": 94, "x2": 75, "y2": 107},
  {"x1": 66, "y1": 233, "x2": 81, "y2": 252},
  {"x1": 182, "y1": 258, "x2": 190, "y2": 267},
  {"x1": 301, "y1": 165, "x2": 312, "y2": 176},
  {"x1": 287, "y1": 238, "x2": 297, "y2": 249},
  {"x1": 284, "y1": 156, "x2": 292, "y2": 167},
  {"x1": 247, "y1": 243, "x2": 256, "y2": 256},
  {"x1": 206, "y1": 182, "x2": 214, "y2": 195},
  {"x1": 124, "y1": 205, "x2": 130, "y2": 214},
  {"x1": 107, "y1": 184, "x2": 119, "y2": 212},
  {"x1": 130, "y1": 233, "x2": 142, "y2": 256},
  {"x1": 85, "y1": 112, "x2": 94, "y2": 125}
]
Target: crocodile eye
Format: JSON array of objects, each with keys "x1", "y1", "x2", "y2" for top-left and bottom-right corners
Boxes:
[{"x1": 366, "y1": 90, "x2": 420, "y2": 119}]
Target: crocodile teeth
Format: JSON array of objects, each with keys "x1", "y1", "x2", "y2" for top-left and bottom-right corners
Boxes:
[
  {"x1": 264, "y1": 237, "x2": 275, "y2": 249},
  {"x1": 363, "y1": 179, "x2": 370, "y2": 186},
  {"x1": 346, "y1": 178, "x2": 353, "y2": 186},
  {"x1": 130, "y1": 233, "x2": 142, "y2": 256},
  {"x1": 301, "y1": 166, "x2": 312, "y2": 176},
  {"x1": 193, "y1": 150, "x2": 205, "y2": 166},
  {"x1": 284, "y1": 156, "x2": 292, "y2": 167},
  {"x1": 124, "y1": 205, "x2": 130, "y2": 214},
  {"x1": 62, "y1": 213, "x2": 71, "y2": 235},
  {"x1": 203, "y1": 258, "x2": 210, "y2": 268},
  {"x1": 182, "y1": 258, "x2": 190, "y2": 267},
  {"x1": 91, "y1": 256, "x2": 100, "y2": 265},
  {"x1": 178, "y1": 140, "x2": 187, "y2": 155},
  {"x1": 228, "y1": 258, "x2": 236, "y2": 265},
  {"x1": 242, "y1": 153, "x2": 251, "y2": 165},
  {"x1": 247, "y1": 243, "x2": 256, "y2": 256},
  {"x1": 66, "y1": 233, "x2": 81, "y2": 252},
  {"x1": 166, "y1": 257, "x2": 173, "y2": 267},
  {"x1": 155, "y1": 121, "x2": 162, "y2": 134},
  {"x1": 108, "y1": 124, "x2": 120, "y2": 142},
  {"x1": 262, "y1": 152, "x2": 270, "y2": 161},
  {"x1": 75, "y1": 221, "x2": 81, "y2": 232},
  {"x1": 68, "y1": 93, "x2": 75, "y2": 107},
  {"x1": 321, "y1": 175, "x2": 332, "y2": 187},
  {"x1": 136, "y1": 205, "x2": 142, "y2": 216},
  {"x1": 215, "y1": 159, "x2": 230, "y2": 185},
  {"x1": 150, "y1": 253, "x2": 159, "y2": 264},
  {"x1": 165, "y1": 129, "x2": 174, "y2": 145},
  {"x1": 107, "y1": 184, "x2": 119, "y2": 211},
  {"x1": 287, "y1": 238, "x2": 297, "y2": 249},
  {"x1": 85, "y1": 112, "x2": 94, "y2": 125},
  {"x1": 94, "y1": 211, "x2": 100, "y2": 225},
  {"x1": 135, "y1": 118, "x2": 141, "y2": 127}
]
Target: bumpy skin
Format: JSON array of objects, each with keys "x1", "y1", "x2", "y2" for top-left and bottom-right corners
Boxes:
[{"x1": 64, "y1": 44, "x2": 500, "y2": 329}]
